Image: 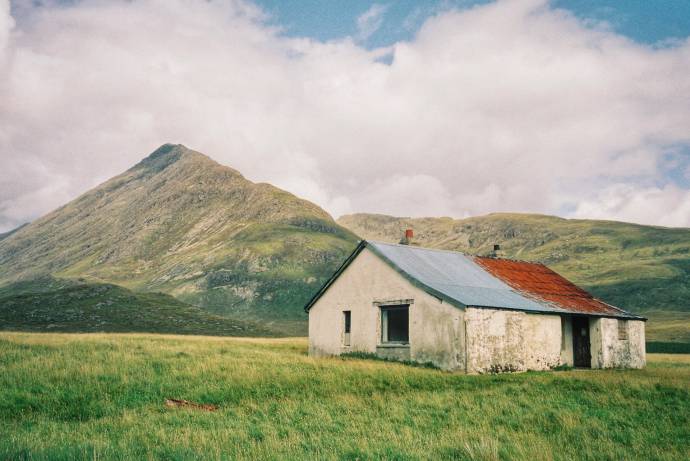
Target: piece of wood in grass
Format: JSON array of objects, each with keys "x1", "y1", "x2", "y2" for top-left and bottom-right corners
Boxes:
[{"x1": 165, "y1": 398, "x2": 217, "y2": 411}]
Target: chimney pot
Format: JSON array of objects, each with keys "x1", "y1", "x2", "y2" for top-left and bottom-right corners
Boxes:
[{"x1": 400, "y1": 229, "x2": 414, "y2": 245}]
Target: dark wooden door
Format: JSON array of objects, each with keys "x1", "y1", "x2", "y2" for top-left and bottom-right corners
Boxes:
[{"x1": 572, "y1": 317, "x2": 591, "y2": 368}]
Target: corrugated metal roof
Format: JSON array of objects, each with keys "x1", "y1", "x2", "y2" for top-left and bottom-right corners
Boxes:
[
  {"x1": 367, "y1": 241, "x2": 565, "y2": 314},
  {"x1": 474, "y1": 257, "x2": 642, "y2": 319},
  {"x1": 305, "y1": 240, "x2": 643, "y2": 319}
]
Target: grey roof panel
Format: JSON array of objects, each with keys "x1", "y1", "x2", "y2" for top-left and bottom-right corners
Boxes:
[{"x1": 367, "y1": 241, "x2": 565, "y2": 314}]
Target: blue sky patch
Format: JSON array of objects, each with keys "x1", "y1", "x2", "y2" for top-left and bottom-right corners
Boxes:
[{"x1": 256, "y1": 0, "x2": 690, "y2": 48}]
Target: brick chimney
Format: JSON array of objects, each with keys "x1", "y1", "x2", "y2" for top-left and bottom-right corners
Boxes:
[{"x1": 399, "y1": 229, "x2": 414, "y2": 245}]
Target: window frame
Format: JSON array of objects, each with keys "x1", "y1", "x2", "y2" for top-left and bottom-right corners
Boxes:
[
  {"x1": 617, "y1": 319, "x2": 628, "y2": 341},
  {"x1": 380, "y1": 304, "x2": 410, "y2": 345},
  {"x1": 343, "y1": 310, "x2": 351, "y2": 346}
]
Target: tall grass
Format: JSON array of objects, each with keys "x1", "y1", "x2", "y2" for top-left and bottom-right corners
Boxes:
[{"x1": 1, "y1": 332, "x2": 688, "y2": 460}]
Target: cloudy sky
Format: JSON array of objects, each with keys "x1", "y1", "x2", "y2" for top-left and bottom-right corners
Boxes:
[{"x1": 1, "y1": 0, "x2": 690, "y2": 232}]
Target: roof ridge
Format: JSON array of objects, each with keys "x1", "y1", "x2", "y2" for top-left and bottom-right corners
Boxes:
[
  {"x1": 366, "y1": 240, "x2": 471, "y2": 256},
  {"x1": 473, "y1": 254, "x2": 549, "y2": 266},
  {"x1": 367, "y1": 240, "x2": 549, "y2": 266}
]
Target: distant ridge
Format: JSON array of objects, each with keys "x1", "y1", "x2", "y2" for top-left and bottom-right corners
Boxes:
[{"x1": 0, "y1": 278, "x2": 274, "y2": 336}]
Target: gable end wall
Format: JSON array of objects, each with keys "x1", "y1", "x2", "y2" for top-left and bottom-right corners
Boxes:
[{"x1": 308, "y1": 247, "x2": 466, "y2": 371}]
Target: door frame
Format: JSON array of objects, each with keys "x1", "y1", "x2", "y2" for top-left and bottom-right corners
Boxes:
[{"x1": 572, "y1": 316, "x2": 591, "y2": 368}]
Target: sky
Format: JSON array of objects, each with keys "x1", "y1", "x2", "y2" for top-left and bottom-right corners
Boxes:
[{"x1": 1, "y1": 0, "x2": 690, "y2": 232}]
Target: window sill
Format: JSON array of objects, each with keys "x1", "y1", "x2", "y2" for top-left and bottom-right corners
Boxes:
[{"x1": 377, "y1": 343, "x2": 410, "y2": 348}]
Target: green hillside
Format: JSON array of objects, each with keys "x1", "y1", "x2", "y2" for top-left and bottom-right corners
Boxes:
[
  {"x1": 338, "y1": 213, "x2": 690, "y2": 343},
  {"x1": 0, "y1": 145, "x2": 357, "y2": 335},
  {"x1": 0, "y1": 279, "x2": 274, "y2": 336}
]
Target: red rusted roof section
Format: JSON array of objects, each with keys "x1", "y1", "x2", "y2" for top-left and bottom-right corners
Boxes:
[{"x1": 473, "y1": 257, "x2": 624, "y2": 316}]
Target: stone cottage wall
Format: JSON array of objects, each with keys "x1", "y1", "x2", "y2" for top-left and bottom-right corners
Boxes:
[
  {"x1": 590, "y1": 318, "x2": 646, "y2": 369},
  {"x1": 308, "y1": 247, "x2": 466, "y2": 371},
  {"x1": 465, "y1": 307, "x2": 563, "y2": 373}
]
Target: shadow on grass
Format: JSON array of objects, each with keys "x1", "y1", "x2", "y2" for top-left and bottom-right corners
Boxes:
[{"x1": 339, "y1": 351, "x2": 441, "y2": 370}]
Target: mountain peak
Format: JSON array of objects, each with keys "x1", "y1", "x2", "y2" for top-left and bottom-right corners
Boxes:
[
  {"x1": 131, "y1": 143, "x2": 210, "y2": 174},
  {"x1": 150, "y1": 143, "x2": 187, "y2": 157}
]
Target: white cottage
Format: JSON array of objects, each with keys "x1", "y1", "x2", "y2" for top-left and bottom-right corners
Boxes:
[{"x1": 305, "y1": 240, "x2": 646, "y2": 373}]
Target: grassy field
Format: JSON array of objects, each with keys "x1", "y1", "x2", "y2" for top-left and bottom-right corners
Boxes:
[{"x1": 1, "y1": 333, "x2": 688, "y2": 460}]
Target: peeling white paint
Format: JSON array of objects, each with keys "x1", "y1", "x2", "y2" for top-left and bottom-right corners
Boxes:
[
  {"x1": 591, "y1": 317, "x2": 646, "y2": 369},
  {"x1": 464, "y1": 308, "x2": 563, "y2": 373}
]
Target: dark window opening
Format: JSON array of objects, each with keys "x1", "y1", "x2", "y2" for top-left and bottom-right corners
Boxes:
[
  {"x1": 381, "y1": 305, "x2": 409, "y2": 344},
  {"x1": 344, "y1": 311, "x2": 351, "y2": 333},
  {"x1": 343, "y1": 311, "x2": 351, "y2": 346}
]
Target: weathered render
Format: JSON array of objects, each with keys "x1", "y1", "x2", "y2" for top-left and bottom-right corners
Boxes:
[
  {"x1": 590, "y1": 318, "x2": 646, "y2": 369},
  {"x1": 465, "y1": 308, "x2": 562, "y2": 373},
  {"x1": 308, "y1": 248, "x2": 466, "y2": 370},
  {"x1": 306, "y1": 240, "x2": 646, "y2": 373}
]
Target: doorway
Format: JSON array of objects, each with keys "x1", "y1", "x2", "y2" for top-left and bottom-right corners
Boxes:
[{"x1": 572, "y1": 317, "x2": 591, "y2": 368}]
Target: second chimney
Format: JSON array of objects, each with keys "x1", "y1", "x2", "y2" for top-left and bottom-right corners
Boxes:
[{"x1": 400, "y1": 229, "x2": 414, "y2": 245}]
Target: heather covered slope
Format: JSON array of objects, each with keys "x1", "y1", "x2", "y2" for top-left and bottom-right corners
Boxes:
[
  {"x1": 0, "y1": 145, "x2": 357, "y2": 335},
  {"x1": 338, "y1": 213, "x2": 690, "y2": 342},
  {"x1": 0, "y1": 280, "x2": 273, "y2": 336}
]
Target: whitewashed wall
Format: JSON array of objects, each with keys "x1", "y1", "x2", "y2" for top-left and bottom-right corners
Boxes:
[
  {"x1": 590, "y1": 318, "x2": 646, "y2": 369},
  {"x1": 308, "y1": 248, "x2": 466, "y2": 370},
  {"x1": 464, "y1": 307, "x2": 563, "y2": 373}
]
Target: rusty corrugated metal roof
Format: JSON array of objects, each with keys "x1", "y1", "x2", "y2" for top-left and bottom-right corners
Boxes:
[{"x1": 473, "y1": 256, "x2": 639, "y2": 318}]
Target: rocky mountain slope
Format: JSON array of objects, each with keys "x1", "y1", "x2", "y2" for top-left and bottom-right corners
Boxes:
[
  {"x1": 338, "y1": 213, "x2": 690, "y2": 343},
  {"x1": 0, "y1": 145, "x2": 358, "y2": 335}
]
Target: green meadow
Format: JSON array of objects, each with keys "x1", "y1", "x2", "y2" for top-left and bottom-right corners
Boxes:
[{"x1": 1, "y1": 333, "x2": 688, "y2": 461}]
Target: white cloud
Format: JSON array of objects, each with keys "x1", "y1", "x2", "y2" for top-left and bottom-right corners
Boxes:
[
  {"x1": 573, "y1": 184, "x2": 690, "y2": 228},
  {"x1": 0, "y1": 0, "x2": 13, "y2": 62},
  {"x1": 0, "y1": 0, "x2": 689, "y2": 232},
  {"x1": 356, "y1": 3, "x2": 389, "y2": 42}
]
